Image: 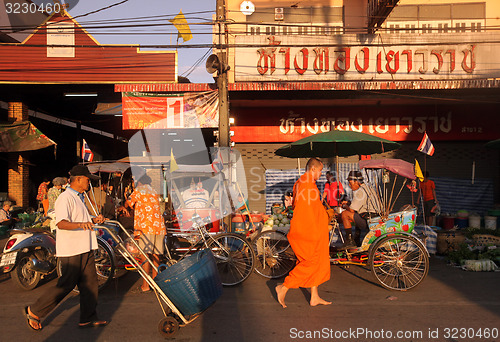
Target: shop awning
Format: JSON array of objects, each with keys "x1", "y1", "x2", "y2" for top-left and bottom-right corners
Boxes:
[{"x1": 0, "y1": 121, "x2": 56, "y2": 152}]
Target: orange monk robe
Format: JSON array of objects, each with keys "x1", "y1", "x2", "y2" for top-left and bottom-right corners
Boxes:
[{"x1": 283, "y1": 172, "x2": 330, "y2": 289}]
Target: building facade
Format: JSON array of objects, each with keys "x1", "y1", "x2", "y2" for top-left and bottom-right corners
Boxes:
[{"x1": 219, "y1": 0, "x2": 500, "y2": 212}]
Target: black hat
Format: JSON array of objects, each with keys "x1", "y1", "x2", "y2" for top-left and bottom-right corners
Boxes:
[
  {"x1": 347, "y1": 170, "x2": 363, "y2": 182},
  {"x1": 69, "y1": 165, "x2": 100, "y2": 180}
]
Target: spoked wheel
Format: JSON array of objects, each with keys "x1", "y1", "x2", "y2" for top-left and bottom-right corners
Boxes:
[
  {"x1": 57, "y1": 238, "x2": 115, "y2": 293},
  {"x1": 158, "y1": 316, "x2": 179, "y2": 338},
  {"x1": 252, "y1": 230, "x2": 296, "y2": 279},
  {"x1": 207, "y1": 233, "x2": 255, "y2": 286},
  {"x1": 369, "y1": 234, "x2": 429, "y2": 291}
]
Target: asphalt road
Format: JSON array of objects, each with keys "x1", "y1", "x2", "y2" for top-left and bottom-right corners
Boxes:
[{"x1": 1, "y1": 242, "x2": 499, "y2": 342}]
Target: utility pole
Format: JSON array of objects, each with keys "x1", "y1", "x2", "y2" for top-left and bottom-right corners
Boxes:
[
  {"x1": 216, "y1": 0, "x2": 229, "y2": 149},
  {"x1": 215, "y1": 0, "x2": 232, "y2": 231}
]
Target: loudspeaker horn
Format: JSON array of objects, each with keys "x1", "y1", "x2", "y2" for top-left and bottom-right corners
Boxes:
[{"x1": 206, "y1": 54, "x2": 221, "y2": 74}]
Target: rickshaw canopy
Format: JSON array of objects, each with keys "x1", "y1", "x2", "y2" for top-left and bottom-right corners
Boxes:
[{"x1": 359, "y1": 159, "x2": 416, "y2": 180}]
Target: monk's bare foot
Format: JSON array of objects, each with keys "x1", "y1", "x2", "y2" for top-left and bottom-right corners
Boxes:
[
  {"x1": 310, "y1": 297, "x2": 332, "y2": 307},
  {"x1": 275, "y1": 284, "x2": 287, "y2": 308}
]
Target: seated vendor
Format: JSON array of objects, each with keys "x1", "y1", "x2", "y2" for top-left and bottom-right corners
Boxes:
[
  {"x1": 282, "y1": 190, "x2": 293, "y2": 217},
  {"x1": 182, "y1": 179, "x2": 209, "y2": 208},
  {"x1": 0, "y1": 200, "x2": 18, "y2": 228},
  {"x1": 340, "y1": 171, "x2": 381, "y2": 248}
]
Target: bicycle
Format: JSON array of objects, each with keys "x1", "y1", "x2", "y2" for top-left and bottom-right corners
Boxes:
[{"x1": 164, "y1": 213, "x2": 255, "y2": 286}]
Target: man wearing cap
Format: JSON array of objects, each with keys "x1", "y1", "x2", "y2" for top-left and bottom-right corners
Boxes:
[
  {"x1": 341, "y1": 170, "x2": 381, "y2": 248},
  {"x1": 24, "y1": 165, "x2": 107, "y2": 331}
]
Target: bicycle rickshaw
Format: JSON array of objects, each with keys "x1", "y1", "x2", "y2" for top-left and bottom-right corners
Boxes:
[
  {"x1": 252, "y1": 159, "x2": 430, "y2": 291},
  {"x1": 83, "y1": 160, "x2": 255, "y2": 288}
]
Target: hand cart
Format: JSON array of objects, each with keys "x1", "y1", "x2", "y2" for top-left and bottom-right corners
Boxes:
[{"x1": 95, "y1": 220, "x2": 223, "y2": 338}]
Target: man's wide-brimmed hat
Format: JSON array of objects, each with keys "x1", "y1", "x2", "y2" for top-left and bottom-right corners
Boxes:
[
  {"x1": 69, "y1": 165, "x2": 100, "y2": 180},
  {"x1": 347, "y1": 170, "x2": 363, "y2": 182}
]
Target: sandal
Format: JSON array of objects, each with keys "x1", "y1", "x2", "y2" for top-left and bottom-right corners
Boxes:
[
  {"x1": 24, "y1": 306, "x2": 42, "y2": 331},
  {"x1": 78, "y1": 320, "x2": 108, "y2": 328}
]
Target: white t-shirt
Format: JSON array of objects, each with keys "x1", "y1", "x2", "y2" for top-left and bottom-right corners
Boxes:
[
  {"x1": 350, "y1": 183, "x2": 381, "y2": 214},
  {"x1": 55, "y1": 187, "x2": 98, "y2": 257}
]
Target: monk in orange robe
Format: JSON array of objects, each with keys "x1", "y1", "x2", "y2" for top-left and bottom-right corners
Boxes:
[{"x1": 276, "y1": 157, "x2": 331, "y2": 308}]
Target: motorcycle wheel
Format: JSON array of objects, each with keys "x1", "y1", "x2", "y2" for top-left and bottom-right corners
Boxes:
[{"x1": 11, "y1": 253, "x2": 42, "y2": 290}]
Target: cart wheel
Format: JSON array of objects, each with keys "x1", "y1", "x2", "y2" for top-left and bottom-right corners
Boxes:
[
  {"x1": 369, "y1": 234, "x2": 429, "y2": 291},
  {"x1": 252, "y1": 230, "x2": 296, "y2": 279},
  {"x1": 207, "y1": 233, "x2": 255, "y2": 286},
  {"x1": 158, "y1": 316, "x2": 179, "y2": 338}
]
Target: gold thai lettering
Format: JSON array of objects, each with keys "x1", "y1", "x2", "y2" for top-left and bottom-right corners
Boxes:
[
  {"x1": 320, "y1": 119, "x2": 330, "y2": 133},
  {"x1": 351, "y1": 119, "x2": 363, "y2": 132},
  {"x1": 461, "y1": 45, "x2": 476, "y2": 73},
  {"x1": 439, "y1": 112, "x2": 452, "y2": 133},
  {"x1": 431, "y1": 50, "x2": 443, "y2": 74},
  {"x1": 414, "y1": 116, "x2": 427, "y2": 133},
  {"x1": 294, "y1": 48, "x2": 308, "y2": 75},
  {"x1": 446, "y1": 50, "x2": 455, "y2": 72},
  {"x1": 296, "y1": 118, "x2": 306, "y2": 133},
  {"x1": 306, "y1": 118, "x2": 319, "y2": 134},
  {"x1": 257, "y1": 48, "x2": 277, "y2": 75},
  {"x1": 334, "y1": 48, "x2": 350, "y2": 75},
  {"x1": 354, "y1": 48, "x2": 369, "y2": 74},
  {"x1": 415, "y1": 50, "x2": 427, "y2": 74},
  {"x1": 254, "y1": 40, "x2": 478, "y2": 76},
  {"x1": 279, "y1": 47, "x2": 291, "y2": 75},
  {"x1": 385, "y1": 51, "x2": 399, "y2": 74},
  {"x1": 428, "y1": 116, "x2": 439, "y2": 132},
  {"x1": 402, "y1": 50, "x2": 412, "y2": 73},
  {"x1": 376, "y1": 52, "x2": 383, "y2": 74},
  {"x1": 313, "y1": 48, "x2": 329, "y2": 75},
  {"x1": 389, "y1": 117, "x2": 401, "y2": 133},
  {"x1": 336, "y1": 118, "x2": 350, "y2": 131},
  {"x1": 374, "y1": 118, "x2": 389, "y2": 133}
]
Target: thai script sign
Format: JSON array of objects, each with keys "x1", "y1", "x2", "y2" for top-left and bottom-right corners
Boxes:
[
  {"x1": 230, "y1": 105, "x2": 498, "y2": 142},
  {"x1": 234, "y1": 34, "x2": 500, "y2": 81}
]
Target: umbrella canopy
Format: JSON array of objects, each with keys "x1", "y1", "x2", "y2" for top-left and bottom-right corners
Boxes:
[
  {"x1": 359, "y1": 159, "x2": 416, "y2": 180},
  {"x1": 275, "y1": 130, "x2": 401, "y2": 158},
  {"x1": 485, "y1": 139, "x2": 500, "y2": 149}
]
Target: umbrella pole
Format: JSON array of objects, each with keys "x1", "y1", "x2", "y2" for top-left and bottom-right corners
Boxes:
[{"x1": 297, "y1": 158, "x2": 300, "y2": 172}]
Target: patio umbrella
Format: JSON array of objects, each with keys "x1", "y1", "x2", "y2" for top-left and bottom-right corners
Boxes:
[
  {"x1": 275, "y1": 130, "x2": 401, "y2": 214},
  {"x1": 275, "y1": 130, "x2": 401, "y2": 158},
  {"x1": 485, "y1": 139, "x2": 500, "y2": 149}
]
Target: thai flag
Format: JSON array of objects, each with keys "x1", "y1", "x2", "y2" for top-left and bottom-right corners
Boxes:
[
  {"x1": 417, "y1": 132, "x2": 435, "y2": 156},
  {"x1": 211, "y1": 149, "x2": 224, "y2": 173},
  {"x1": 82, "y1": 139, "x2": 94, "y2": 162}
]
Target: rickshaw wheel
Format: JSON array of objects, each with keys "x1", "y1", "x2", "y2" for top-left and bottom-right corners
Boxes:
[
  {"x1": 207, "y1": 233, "x2": 255, "y2": 286},
  {"x1": 252, "y1": 229, "x2": 296, "y2": 279},
  {"x1": 158, "y1": 316, "x2": 179, "y2": 338},
  {"x1": 369, "y1": 234, "x2": 429, "y2": 291}
]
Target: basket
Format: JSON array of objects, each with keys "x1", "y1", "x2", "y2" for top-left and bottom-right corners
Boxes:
[
  {"x1": 472, "y1": 234, "x2": 500, "y2": 247},
  {"x1": 436, "y1": 231, "x2": 465, "y2": 254},
  {"x1": 154, "y1": 249, "x2": 223, "y2": 316}
]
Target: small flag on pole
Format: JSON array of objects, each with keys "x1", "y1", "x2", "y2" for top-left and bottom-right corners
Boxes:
[
  {"x1": 414, "y1": 159, "x2": 424, "y2": 182},
  {"x1": 417, "y1": 132, "x2": 435, "y2": 156},
  {"x1": 82, "y1": 139, "x2": 94, "y2": 162},
  {"x1": 211, "y1": 149, "x2": 224, "y2": 173},
  {"x1": 170, "y1": 148, "x2": 179, "y2": 172},
  {"x1": 169, "y1": 10, "x2": 193, "y2": 42}
]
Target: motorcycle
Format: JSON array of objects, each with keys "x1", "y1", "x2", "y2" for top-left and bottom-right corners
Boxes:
[{"x1": 0, "y1": 221, "x2": 57, "y2": 290}]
